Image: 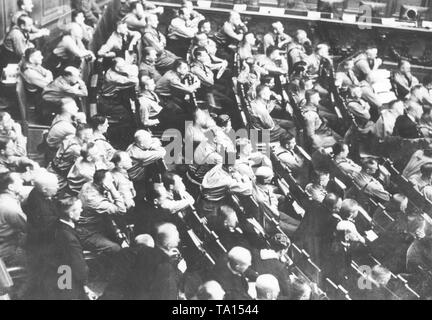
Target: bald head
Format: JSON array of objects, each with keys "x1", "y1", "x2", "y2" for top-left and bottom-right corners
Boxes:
[
  {"x1": 135, "y1": 234, "x2": 155, "y2": 248},
  {"x1": 256, "y1": 274, "x2": 280, "y2": 300},
  {"x1": 228, "y1": 247, "x2": 252, "y2": 274},
  {"x1": 196, "y1": 281, "x2": 225, "y2": 300},
  {"x1": 135, "y1": 130, "x2": 153, "y2": 148},
  {"x1": 156, "y1": 223, "x2": 180, "y2": 251},
  {"x1": 33, "y1": 170, "x2": 59, "y2": 197}
]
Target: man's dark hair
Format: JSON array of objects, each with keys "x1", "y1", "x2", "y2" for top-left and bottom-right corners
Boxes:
[
  {"x1": 56, "y1": 197, "x2": 79, "y2": 220},
  {"x1": 256, "y1": 84, "x2": 268, "y2": 97},
  {"x1": 0, "y1": 136, "x2": 11, "y2": 151},
  {"x1": 266, "y1": 45, "x2": 278, "y2": 58},
  {"x1": 143, "y1": 46, "x2": 157, "y2": 58},
  {"x1": 17, "y1": 15, "x2": 30, "y2": 28},
  {"x1": 398, "y1": 59, "x2": 410, "y2": 69},
  {"x1": 305, "y1": 89, "x2": 319, "y2": 102},
  {"x1": 76, "y1": 123, "x2": 92, "y2": 135},
  {"x1": 111, "y1": 151, "x2": 123, "y2": 167},
  {"x1": 162, "y1": 172, "x2": 177, "y2": 191},
  {"x1": 0, "y1": 172, "x2": 15, "y2": 194},
  {"x1": 129, "y1": 1, "x2": 141, "y2": 12},
  {"x1": 323, "y1": 193, "x2": 341, "y2": 211},
  {"x1": 173, "y1": 59, "x2": 187, "y2": 71},
  {"x1": 193, "y1": 46, "x2": 207, "y2": 60},
  {"x1": 89, "y1": 115, "x2": 107, "y2": 131},
  {"x1": 93, "y1": 169, "x2": 108, "y2": 186},
  {"x1": 23, "y1": 47, "x2": 38, "y2": 62},
  {"x1": 72, "y1": 10, "x2": 84, "y2": 21},
  {"x1": 332, "y1": 142, "x2": 347, "y2": 157},
  {"x1": 198, "y1": 19, "x2": 210, "y2": 31},
  {"x1": 361, "y1": 158, "x2": 378, "y2": 171}
]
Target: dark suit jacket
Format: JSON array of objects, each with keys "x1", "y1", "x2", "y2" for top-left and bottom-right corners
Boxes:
[
  {"x1": 42, "y1": 221, "x2": 88, "y2": 300},
  {"x1": 209, "y1": 257, "x2": 252, "y2": 300},
  {"x1": 393, "y1": 115, "x2": 422, "y2": 139},
  {"x1": 24, "y1": 189, "x2": 58, "y2": 246},
  {"x1": 132, "y1": 246, "x2": 182, "y2": 300},
  {"x1": 251, "y1": 249, "x2": 292, "y2": 297}
]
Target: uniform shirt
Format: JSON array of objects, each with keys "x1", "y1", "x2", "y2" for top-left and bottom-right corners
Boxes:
[
  {"x1": 352, "y1": 171, "x2": 391, "y2": 202},
  {"x1": 53, "y1": 34, "x2": 87, "y2": 60},
  {"x1": 190, "y1": 61, "x2": 214, "y2": 87},
  {"x1": 168, "y1": 17, "x2": 197, "y2": 40},
  {"x1": 0, "y1": 124, "x2": 27, "y2": 157},
  {"x1": 263, "y1": 32, "x2": 292, "y2": 51},
  {"x1": 142, "y1": 27, "x2": 167, "y2": 54},
  {"x1": 334, "y1": 157, "x2": 362, "y2": 177},
  {"x1": 2, "y1": 26, "x2": 34, "y2": 57},
  {"x1": 249, "y1": 99, "x2": 275, "y2": 130},
  {"x1": 214, "y1": 22, "x2": 244, "y2": 47},
  {"x1": 370, "y1": 109, "x2": 401, "y2": 140},
  {"x1": 347, "y1": 98, "x2": 371, "y2": 121},
  {"x1": 98, "y1": 30, "x2": 141, "y2": 57},
  {"x1": 273, "y1": 145, "x2": 304, "y2": 171},
  {"x1": 101, "y1": 68, "x2": 138, "y2": 98},
  {"x1": 155, "y1": 70, "x2": 186, "y2": 97},
  {"x1": 409, "y1": 173, "x2": 431, "y2": 193},
  {"x1": 67, "y1": 158, "x2": 98, "y2": 195},
  {"x1": 0, "y1": 193, "x2": 27, "y2": 261},
  {"x1": 94, "y1": 132, "x2": 116, "y2": 162},
  {"x1": 139, "y1": 60, "x2": 162, "y2": 83},
  {"x1": 127, "y1": 142, "x2": 166, "y2": 181},
  {"x1": 403, "y1": 150, "x2": 432, "y2": 180},
  {"x1": 201, "y1": 164, "x2": 252, "y2": 202},
  {"x1": 79, "y1": 182, "x2": 126, "y2": 230},
  {"x1": 49, "y1": 136, "x2": 82, "y2": 176},
  {"x1": 20, "y1": 62, "x2": 53, "y2": 93},
  {"x1": 42, "y1": 76, "x2": 88, "y2": 103},
  {"x1": 72, "y1": 0, "x2": 102, "y2": 26},
  {"x1": 46, "y1": 115, "x2": 76, "y2": 149},
  {"x1": 112, "y1": 168, "x2": 136, "y2": 210},
  {"x1": 305, "y1": 183, "x2": 328, "y2": 203},
  {"x1": 138, "y1": 91, "x2": 162, "y2": 127}
]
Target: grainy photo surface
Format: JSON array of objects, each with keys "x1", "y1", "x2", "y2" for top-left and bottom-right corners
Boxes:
[{"x1": 1, "y1": 0, "x2": 432, "y2": 305}]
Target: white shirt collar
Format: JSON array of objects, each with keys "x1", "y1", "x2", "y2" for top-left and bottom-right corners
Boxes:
[{"x1": 59, "y1": 219, "x2": 75, "y2": 229}]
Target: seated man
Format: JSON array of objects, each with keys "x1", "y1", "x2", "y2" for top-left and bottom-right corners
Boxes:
[
  {"x1": 190, "y1": 47, "x2": 217, "y2": 106},
  {"x1": 126, "y1": 130, "x2": 166, "y2": 196},
  {"x1": 98, "y1": 20, "x2": 141, "y2": 62},
  {"x1": 138, "y1": 76, "x2": 162, "y2": 129},
  {"x1": 67, "y1": 142, "x2": 106, "y2": 195},
  {"x1": 213, "y1": 11, "x2": 247, "y2": 53},
  {"x1": 45, "y1": 98, "x2": 79, "y2": 158},
  {"x1": 332, "y1": 142, "x2": 361, "y2": 177},
  {"x1": 346, "y1": 85, "x2": 371, "y2": 127},
  {"x1": 142, "y1": 14, "x2": 179, "y2": 73},
  {"x1": 139, "y1": 46, "x2": 162, "y2": 83},
  {"x1": 209, "y1": 246, "x2": 253, "y2": 300},
  {"x1": 254, "y1": 166, "x2": 300, "y2": 236},
  {"x1": 392, "y1": 60, "x2": 419, "y2": 100},
  {"x1": 122, "y1": 1, "x2": 152, "y2": 33},
  {"x1": 78, "y1": 169, "x2": 127, "y2": 254},
  {"x1": 273, "y1": 135, "x2": 308, "y2": 186},
  {"x1": 71, "y1": 10, "x2": 94, "y2": 46},
  {"x1": 302, "y1": 89, "x2": 341, "y2": 149},
  {"x1": 71, "y1": 0, "x2": 102, "y2": 27},
  {"x1": 286, "y1": 29, "x2": 310, "y2": 70},
  {"x1": 89, "y1": 115, "x2": 116, "y2": 163},
  {"x1": 49, "y1": 23, "x2": 95, "y2": 74},
  {"x1": 48, "y1": 124, "x2": 94, "y2": 192},
  {"x1": 235, "y1": 138, "x2": 272, "y2": 181},
  {"x1": 249, "y1": 85, "x2": 289, "y2": 143},
  {"x1": 199, "y1": 160, "x2": 253, "y2": 218},
  {"x1": 111, "y1": 151, "x2": 136, "y2": 212},
  {"x1": 11, "y1": 0, "x2": 50, "y2": 42},
  {"x1": 98, "y1": 57, "x2": 139, "y2": 147},
  {"x1": 19, "y1": 48, "x2": 53, "y2": 108},
  {"x1": 0, "y1": 136, "x2": 36, "y2": 173},
  {"x1": 403, "y1": 148, "x2": 432, "y2": 180},
  {"x1": 0, "y1": 172, "x2": 27, "y2": 267},
  {"x1": 41, "y1": 67, "x2": 88, "y2": 122},
  {"x1": 393, "y1": 101, "x2": 424, "y2": 139},
  {"x1": 263, "y1": 21, "x2": 292, "y2": 53},
  {"x1": 352, "y1": 159, "x2": 391, "y2": 203},
  {"x1": 362, "y1": 100, "x2": 405, "y2": 140},
  {"x1": 0, "y1": 112, "x2": 27, "y2": 157},
  {"x1": 167, "y1": 6, "x2": 203, "y2": 58},
  {"x1": 407, "y1": 83, "x2": 432, "y2": 111},
  {"x1": 0, "y1": 15, "x2": 35, "y2": 72},
  {"x1": 409, "y1": 163, "x2": 432, "y2": 193},
  {"x1": 155, "y1": 59, "x2": 201, "y2": 130},
  {"x1": 255, "y1": 46, "x2": 289, "y2": 77},
  {"x1": 353, "y1": 47, "x2": 382, "y2": 82},
  {"x1": 305, "y1": 170, "x2": 330, "y2": 203}
]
